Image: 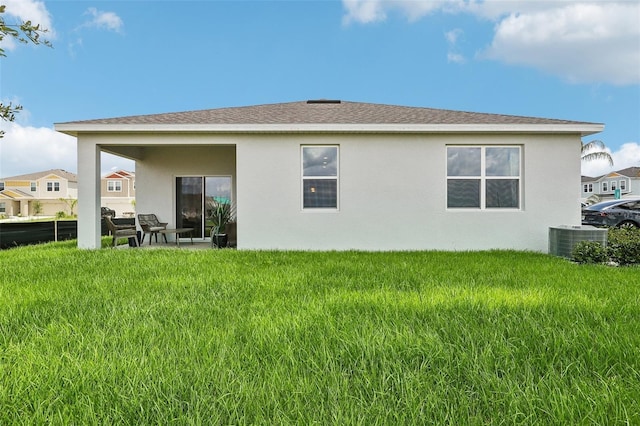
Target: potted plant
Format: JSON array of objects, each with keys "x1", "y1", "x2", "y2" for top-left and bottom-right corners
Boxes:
[{"x1": 208, "y1": 198, "x2": 236, "y2": 248}]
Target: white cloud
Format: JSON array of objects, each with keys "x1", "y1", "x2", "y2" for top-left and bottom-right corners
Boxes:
[
  {"x1": 0, "y1": 122, "x2": 134, "y2": 178},
  {"x1": 342, "y1": 0, "x2": 455, "y2": 25},
  {"x1": 0, "y1": 0, "x2": 54, "y2": 52},
  {"x1": 0, "y1": 122, "x2": 76, "y2": 177},
  {"x1": 482, "y1": 2, "x2": 640, "y2": 85},
  {"x1": 80, "y1": 7, "x2": 124, "y2": 33},
  {"x1": 445, "y1": 28, "x2": 465, "y2": 63},
  {"x1": 581, "y1": 142, "x2": 640, "y2": 177},
  {"x1": 341, "y1": 0, "x2": 640, "y2": 85},
  {"x1": 445, "y1": 28, "x2": 462, "y2": 44},
  {"x1": 342, "y1": 0, "x2": 387, "y2": 24}
]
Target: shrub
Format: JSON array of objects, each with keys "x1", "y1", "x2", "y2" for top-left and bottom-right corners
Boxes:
[
  {"x1": 571, "y1": 240, "x2": 608, "y2": 264},
  {"x1": 607, "y1": 227, "x2": 640, "y2": 266},
  {"x1": 55, "y1": 211, "x2": 66, "y2": 219}
]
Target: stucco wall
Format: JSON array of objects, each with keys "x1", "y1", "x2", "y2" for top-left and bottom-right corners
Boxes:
[
  {"x1": 136, "y1": 145, "x2": 236, "y2": 227},
  {"x1": 236, "y1": 133, "x2": 581, "y2": 251},
  {"x1": 83, "y1": 131, "x2": 581, "y2": 251}
]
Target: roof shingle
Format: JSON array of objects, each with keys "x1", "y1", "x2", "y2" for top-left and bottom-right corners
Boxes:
[{"x1": 57, "y1": 100, "x2": 598, "y2": 126}]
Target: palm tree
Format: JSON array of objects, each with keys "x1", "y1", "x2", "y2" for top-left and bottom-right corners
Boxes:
[{"x1": 581, "y1": 139, "x2": 613, "y2": 166}]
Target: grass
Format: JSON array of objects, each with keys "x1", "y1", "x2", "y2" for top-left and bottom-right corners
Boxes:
[{"x1": 1, "y1": 241, "x2": 639, "y2": 424}]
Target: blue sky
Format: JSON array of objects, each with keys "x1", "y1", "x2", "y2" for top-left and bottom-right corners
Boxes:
[{"x1": 1, "y1": 0, "x2": 639, "y2": 178}]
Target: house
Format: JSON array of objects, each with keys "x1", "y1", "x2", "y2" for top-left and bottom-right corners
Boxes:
[
  {"x1": 0, "y1": 168, "x2": 137, "y2": 219},
  {"x1": 54, "y1": 100, "x2": 603, "y2": 251},
  {"x1": 581, "y1": 167, "x2": 640, "y2": 203},
  {"x1": 101, "y1": 170, "x2": 136, "y2": 217},
  {"x1": 0, "y1": 169, "x2": 78, "y2": 217}
]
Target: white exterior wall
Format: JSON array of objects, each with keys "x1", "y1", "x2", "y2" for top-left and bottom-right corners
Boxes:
[
  {"x1": 630, "y1": 178, "x2": 640, "y2": 197},
  {"x1": 237, "y1": 133, "x2": 581, "y2": 251},
  {"x1": 76, "y1": 131, "x2": 582, "y2": 251},
  {"x1": 136, "y1": 145, "x2": 236, "y2": 227},
  {"x1": 77, "y1": 137, "x2": 102, "y2": 249}
]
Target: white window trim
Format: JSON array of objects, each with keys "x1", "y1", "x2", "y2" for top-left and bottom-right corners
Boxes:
[
  {"x1": 107, "y1": 180, "x2": 122, "y2": 192},
  {"x1": 47, "y1": 181, "x2": 60, "y2": 192},
  {"x1": 446, "y1": 145, "x2": 522, "y2": 211},
  {"x1": 602, "y1": 181, "x2": 608, "y2": 192},
  {"x1": 620, "y1": 180, "x2": 627, "y2": 191},
  {"x1": 301, "y1": 145, "x2": 339, "y2": 211}
]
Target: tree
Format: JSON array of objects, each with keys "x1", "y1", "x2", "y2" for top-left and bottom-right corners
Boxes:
[
  {"x1": 59, "y1": 196, "x2": 78, "y2": 217},
  {"x1": 0, "y1": 4, "x2": 51, "y2": 137},
  {"x1": 581, "y1": 139, "x2": 614, "y2": 166},
  {"x1": 32, "y1": 200, "x2": 43, "y2": 216}
]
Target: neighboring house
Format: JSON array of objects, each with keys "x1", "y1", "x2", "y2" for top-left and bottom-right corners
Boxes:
[
  {"x1": 101, "y1": 170, "x2": 136, "y2": 217},
  {"x1": 55, "y1": 100, "x2": 603, "y2": 251},
  {"x1": 0, "y1": 169, "x2": 78, "y2": 217},
  {"x1": 581, "y1": 167, "x2": 640, "y2": 203}
]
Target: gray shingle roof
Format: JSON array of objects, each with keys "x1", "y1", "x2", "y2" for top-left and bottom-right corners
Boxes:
[
  {"x1": 582, "y1": 166, "x2": 640, "y2": 181},
  {"x1": 616, "y1": 166, "x2": 640, "y2": 178},
  {"x1": 57, "y1": 100, "x2": 597, "y2": 126}
]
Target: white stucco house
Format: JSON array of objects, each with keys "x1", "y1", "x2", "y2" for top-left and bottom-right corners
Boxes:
[{"x1": 54, "y1": 100, "x2": 603, "y2": 251}]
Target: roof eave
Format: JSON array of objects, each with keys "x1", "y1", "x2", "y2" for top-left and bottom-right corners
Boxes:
[{"x1": 54, "y1": 123, "x2": 604, "y2": 137}]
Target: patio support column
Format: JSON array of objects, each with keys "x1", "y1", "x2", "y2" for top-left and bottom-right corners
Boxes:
[{"x1": 77, "y1": 139, "x2": 102, "y2": 249}]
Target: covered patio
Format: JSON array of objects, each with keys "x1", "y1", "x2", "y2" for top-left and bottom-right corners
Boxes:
[{"x1": 73, "y1": 136, "x2": 237, "y2": 249}]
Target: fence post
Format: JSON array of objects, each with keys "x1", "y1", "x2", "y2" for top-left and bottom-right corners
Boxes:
[{"x1": 54, "y1": 220, "x2": 58, "y2": 242}]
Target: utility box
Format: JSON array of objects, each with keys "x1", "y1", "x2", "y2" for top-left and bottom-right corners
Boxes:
[{"x1": 549, "y1": 225, "x2": 608, "y2": 258}]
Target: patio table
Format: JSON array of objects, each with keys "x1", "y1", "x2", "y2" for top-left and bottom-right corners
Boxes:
[{"x1": 159, "y1": 228, "x2": 194, "y2": 247}]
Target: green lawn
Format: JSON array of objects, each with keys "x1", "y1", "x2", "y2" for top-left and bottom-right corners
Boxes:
[{"x1": 1, "y1": 241, "x2": 639, "y2": 424}]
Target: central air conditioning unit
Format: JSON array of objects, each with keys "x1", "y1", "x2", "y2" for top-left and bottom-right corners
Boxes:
[{"x1": 549, "y1": 225, "x2": 608, "y2": 258}]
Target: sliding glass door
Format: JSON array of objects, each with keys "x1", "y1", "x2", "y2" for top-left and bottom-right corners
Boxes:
[{"x1": 176, "y1": 176, "x2": 232, "y2": 239}]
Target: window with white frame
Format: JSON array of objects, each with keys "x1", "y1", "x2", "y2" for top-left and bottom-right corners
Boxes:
[
  {"x1": 302, "y1": 146, "x2": 338, "y2": 209},
  {"x1": 583, "y1": 183, "x2": 593, "y2": 193},
  {"x1": 30, "y1": 182, "x2": 36, "y2": 191},
  {"x1": 47, "y1": 181, "x2": 60, "y2": 192},
  {"x1": 611, "y1": 181, "x2": 617, "y2": 191},
  {"x1": 620, "y1": 180, "x2": 626, "y2": 191},
  {"x1": 602, "y1": 181, "x2": 608, "y2": 192},
  {"x1": 107, "y1": 180, "x2": 122, "y2": 192},
  {"x1": 447, "y1": 146, "x2": 521, "y2": 209},
  {"x1": 0, "y1": 202, "x2": 5, "y2": 213}
]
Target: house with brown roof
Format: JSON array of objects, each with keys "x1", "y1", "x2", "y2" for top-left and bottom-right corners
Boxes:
[
  {"x1": 101, "y1": 170, "x2": 136, "y2": 217},
  {"x1": 581, "y1": 166, "x2": 640, "y2": 203},
  {"x1": 0, "y1": 169, "x2": 78, "y2": 217},
  {"x1": 55, "y1": 100, "x2": 603, "y2": 251}
]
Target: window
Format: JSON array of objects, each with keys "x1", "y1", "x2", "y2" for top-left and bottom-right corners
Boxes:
[
  {"x1": 583, "y1": 183, "x2": 593, "y2": 193},
  {"x1": 620, "y1": 180, "x2": 626, "y2": 191},
  {"x1": 47, "y1": 181, "x2": 60, "y2": 192},
  {"x1": 30, "y1": 182, "x2": 36, "y2": 192},
  {"x1": 0, "y1": 202, "x2": 5, "y2": 213},
  {"x1": 0, "y1": 182, "x2": 4, "y2": 191},
  {"x1": 611, "y1": 181, "x2": 617, "y2": 191},
  {"x1": 602, "y1": 181, "x2": 608, "y2": 192},
  {"x1": 302, "y1": 146, "x2": 338, "y2": 209},
  {"x1": 447, "y1": 146, "x2": 520, "y2": 209},
  {"x1": 107, "y1": 180, "x2": 122, "y2": 192}
]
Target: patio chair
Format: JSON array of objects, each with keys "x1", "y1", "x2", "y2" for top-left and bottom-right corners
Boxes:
[
  {"x1": 105, "y1": 216, "x2": 139, "y2": 247},
  {"x1": 137, "y1": 214, "x2": 169, "y2": 245}
]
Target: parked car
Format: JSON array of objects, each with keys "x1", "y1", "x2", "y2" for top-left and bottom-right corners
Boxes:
[{"x1": 581, "y1": 199, "x2": 640, "y2": 228}]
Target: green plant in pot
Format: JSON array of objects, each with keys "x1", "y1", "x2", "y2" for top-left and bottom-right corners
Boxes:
[{"x1": 208, "y1": 198, "x2": 236, "y2": 248}]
